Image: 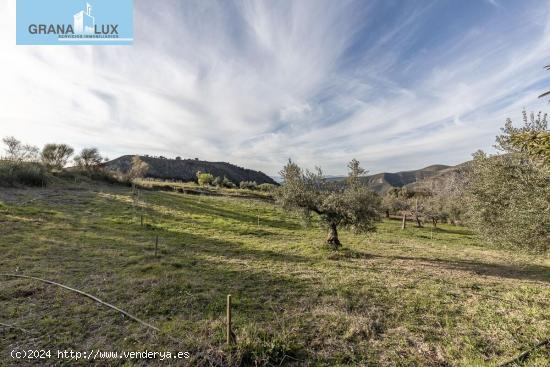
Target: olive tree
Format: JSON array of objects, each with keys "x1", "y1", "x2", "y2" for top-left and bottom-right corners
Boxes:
[
  {"x1": 277, "y1": 159, "x2": 381, "y2": 249},
  {"x1": 382, "y1": 188, "x2": 411, "y2": 228},
  {"x1": 496, "y1": 110, "x2": 549, "y2": 165},
  {"x1": 464, "y1": 111, "x2": 550, "y2": 252},
  {"x1": 422, "y1": 194, "x2": 448, "y2": 228}
]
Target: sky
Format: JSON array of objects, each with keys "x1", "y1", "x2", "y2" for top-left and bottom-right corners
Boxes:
[{"x1": 1, "y1": 0, "x2": 550, "y2": 176}]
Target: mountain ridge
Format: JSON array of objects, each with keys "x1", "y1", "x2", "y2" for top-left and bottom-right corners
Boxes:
[
  {"x1": 102, "y1": 155, "x2": 277, "y2": 185},
  {"x1": 328, "y1": 163, "x2": 465, "y2": 194},
  {"x1": 103, "y1": 155, "x2": 466, "y2": 194}
]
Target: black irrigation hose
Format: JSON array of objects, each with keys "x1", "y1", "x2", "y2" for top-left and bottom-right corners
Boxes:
[
  {"x1": 1, "y1": 273, "x2": 224, "y2": 366},
  {"x1": 0, "y1": 274, "x2": 160, "y2": 331},
  {"x1": 497, "y1": 339, "x2": 549, "y2": 367}
]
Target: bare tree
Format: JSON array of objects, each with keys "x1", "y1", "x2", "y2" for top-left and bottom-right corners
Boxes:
[
  {"x1": 41, "y1": 144, "x2": 74, "y2": 169},
  {"x1": 2, "y1": 137, "x2": 40, "y2": 163},
  {"x1": 74, "y1": 148, "x2": 105, "y2": 171},
  {"x1": 128, "y1": 155, "x2": 149, "y2": 180}
]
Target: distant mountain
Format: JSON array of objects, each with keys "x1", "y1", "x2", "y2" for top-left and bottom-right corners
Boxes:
[
  {"x1": 404, "y1": 162, "x2": 469, "y2": 193},
  {"x1": 329, "y1": 164, "x2": 463, "y2": 194},
  {"x1": 103, "y1": 155, "x2": 277, "y2": 185}
]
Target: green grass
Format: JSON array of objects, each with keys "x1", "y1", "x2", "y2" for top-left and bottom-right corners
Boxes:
[
  {"x1": 0, "y1": 183, "x2": 548, "y2": 366},
  {"x1": 133, "y1": 179, "x2": 274, "y2": 200}
]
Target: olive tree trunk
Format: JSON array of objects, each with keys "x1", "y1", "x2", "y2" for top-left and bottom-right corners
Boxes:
[
  {"x1": 326, "y1": 223, "x2": 341, "y2": 249},
  {"x1": 415, "y1": 215, "x2": 423, "y2": 228}
]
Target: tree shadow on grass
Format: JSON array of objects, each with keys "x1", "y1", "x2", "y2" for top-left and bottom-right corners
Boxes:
[
  {"x1": 153, "y1": 226, "x2": 313, "y2": 265},
  {"x1": 342, "y1": 249, "x2": 550, "y2": 283},
  {"x1": 151, "y1": 192, "x2": 301, "y2": 230},
  {"x1": 406, "y1": 256, "x2": 550, "y2": 283},
  {"x1": 433, "y1": 227, "x2": 476, "y2": 236}
]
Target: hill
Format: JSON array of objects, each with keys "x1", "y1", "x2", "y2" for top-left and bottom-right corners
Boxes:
[
  {"x1": 329, "y1": 164, "x2": 454, "y2": 194},
  {"x1": 404, "y1": 162, "x2": 469, "y2": 193},
  {"x1": 102, "y1": 155, "x2": 277, "y2": 185}
]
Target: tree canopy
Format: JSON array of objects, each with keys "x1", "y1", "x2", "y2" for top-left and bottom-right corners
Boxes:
[
  {"x1": 277, "y1": 159, "x2": 381, "y2": 248},
  {"x1": 41, "y1": 143, "x2": 74, "y2": 170},
  {"x1": 74, "y1": 148, "x2": 105, "y2": 171},
  {"x1": 464, "y1": 111, "x2": 550, "y2": 253}
]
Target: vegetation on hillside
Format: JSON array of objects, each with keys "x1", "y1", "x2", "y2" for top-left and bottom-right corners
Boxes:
[
  {"x1": 103, "y1": 155, "x2": 277, "y2": 185},
  {"x1": 0, "y1": 136, "x2": 121, "y2": 188}
]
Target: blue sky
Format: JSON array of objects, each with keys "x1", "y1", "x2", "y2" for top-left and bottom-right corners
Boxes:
[{"x1": 1, "y1": 0, "x2": 550, "y2": 175}]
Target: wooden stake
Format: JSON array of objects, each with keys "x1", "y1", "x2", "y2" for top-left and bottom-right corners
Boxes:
[
  {"x1": 226, "y1": 294, "x2": 232, "y2": 345},
  {"x1": 154, "y1": 235, "x2": 159, "y2": 257}
]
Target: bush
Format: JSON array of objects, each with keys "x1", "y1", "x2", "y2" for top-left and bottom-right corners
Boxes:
[
  {"x1": 196, "y1": 172, "x2": 214, "y2": 186},
  {"x1": 239, "y1": 181, "x2": 258, "y2": 190},
  {"x1": 213, "y1": 176, "x2": 223, "y2": 187},
  {"x1": 0, "y1": 161, "x2": 48, "y2": 187},
  {"x1": 257, "y1": 183, "x2": 276, "y2": 192},
  {"x1": 222, "y1": 176, "x2": 236, "y2": 188}
]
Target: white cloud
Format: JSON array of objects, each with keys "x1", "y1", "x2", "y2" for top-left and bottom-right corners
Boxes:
[{"x1": 1, "y1": 0, "x2": 549, "y2": 175}]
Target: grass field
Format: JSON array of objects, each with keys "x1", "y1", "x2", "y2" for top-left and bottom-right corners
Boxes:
[{"x1": 1, "y1": 181, "x2": 549, "y2": 366}]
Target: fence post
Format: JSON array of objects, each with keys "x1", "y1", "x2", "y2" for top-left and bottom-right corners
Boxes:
[
  {"x1": 226, "y1": 294, "x2": 232, "y2": 345},
  {"x1": 154, "y1": 235, "x2": 159, "y2": 257}
]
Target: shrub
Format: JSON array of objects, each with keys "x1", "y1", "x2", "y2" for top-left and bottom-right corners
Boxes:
[
  {"x1": 257, "y1": 183, "x2": 276, "y2": 192},
  {"x1": 222, "y1": 176, "x2": 235, "y2": 188},
  {"x1": 213, "y1": 176, "x2": 223, "y2": 187},
  {"x1": 0, "y1": 160, "x2": 48, "y2": 187},
  {"x1": 85, "y1": 168, "x2": 132, "y2": 186},
  {"x1": 239, "y1": 181, "x2": 258, "y2": 190},
  {"x1": 196, "y1": 171, "x2": 214, "y2": 186}
]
